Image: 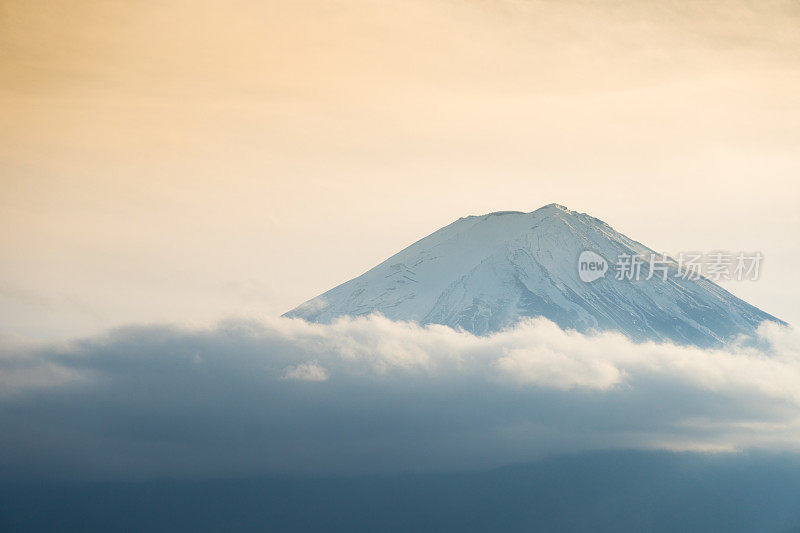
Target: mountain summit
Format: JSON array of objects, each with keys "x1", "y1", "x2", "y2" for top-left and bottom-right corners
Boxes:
[{"x1": 285, "y1": 204, "x2": 783, "y2": 346}]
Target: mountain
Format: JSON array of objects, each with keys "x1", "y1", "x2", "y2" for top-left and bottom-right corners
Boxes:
[{"x1": 285, "y1": 204, "x2": 784, "y2": 347}]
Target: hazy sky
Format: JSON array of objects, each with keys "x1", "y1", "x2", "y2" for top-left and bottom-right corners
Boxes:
[{"x1": 2, "y1": 0, "x2": 799, "y2": 339}]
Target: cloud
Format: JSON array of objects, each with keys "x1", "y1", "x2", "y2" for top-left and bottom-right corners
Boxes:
[
  {"x1": 283, "y1": 362, "x2": 328, "y2": 382},
  {"x1": 0, "y1": 315, "x2": 799, "y2": 481}
]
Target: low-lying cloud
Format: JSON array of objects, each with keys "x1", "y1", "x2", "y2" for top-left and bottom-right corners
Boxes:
[{"x1": 0, "y1": 316, "x2": 798, "y2": 481}]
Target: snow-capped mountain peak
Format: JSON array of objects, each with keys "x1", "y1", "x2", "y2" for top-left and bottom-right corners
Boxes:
[{"x1": 285, "y1": 204, "x2": 783, "y2": 347}]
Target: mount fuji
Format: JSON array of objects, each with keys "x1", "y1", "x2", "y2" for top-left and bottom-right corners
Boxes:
[{"x1": 285, "y1": 204, "x2": 784, "y2": 347}]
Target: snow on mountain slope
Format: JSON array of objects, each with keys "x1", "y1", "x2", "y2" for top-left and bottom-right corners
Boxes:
[{"x1": 284, "y1": 204, "x2": 784, "y2": 347}]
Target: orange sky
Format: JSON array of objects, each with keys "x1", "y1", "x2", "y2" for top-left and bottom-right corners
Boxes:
[{"x1": 2, "y1": 0, "x2": 799, "y2": 339}]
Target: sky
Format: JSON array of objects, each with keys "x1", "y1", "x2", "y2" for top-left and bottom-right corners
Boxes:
[
  {"x1": 1, "y1": 0, "x2": 799, "y2": 340},
  {"x1": 2, "y1": 0, "x2": 800, "y2": 487}
]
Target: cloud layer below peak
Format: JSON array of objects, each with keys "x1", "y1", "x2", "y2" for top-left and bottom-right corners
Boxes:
[{"x1": 1, "y1": 315, "x2": 799, "y2": 480}]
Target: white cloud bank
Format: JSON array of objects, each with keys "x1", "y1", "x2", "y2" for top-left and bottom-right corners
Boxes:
[{"x1": 0, "y1": 315, "x2": 798, "y2": 480}]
